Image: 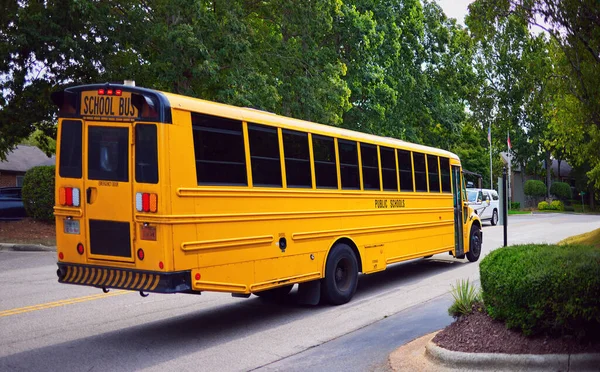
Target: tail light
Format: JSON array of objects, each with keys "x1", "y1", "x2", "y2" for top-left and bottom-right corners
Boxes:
[
  {"x1": 59, "y1": 187, "x2": 80, "y2": 207},
  {"x1": 136, "y1": 192, "x2": 158, "y2": 213}
]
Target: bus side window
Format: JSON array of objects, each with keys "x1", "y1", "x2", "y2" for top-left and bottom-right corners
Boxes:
[
  {"x1": 360, "y1": 143, "x2": 380, "y2": 191},
  {"x1": 440, "y1": 157, "x2": 451, "y2": 193},
  {"x1": 282, "y1": 129, "x2": 311, "y2": 188},
  {"x1": 248, "y1": 123, "x2": 282, "y2": 187},
  {"x1": 427, "y1": 155, "x2": 440, "y2": 193},
  {"x1": 398, "y1": 149, "x2": 414, "y2": 192},
  {"x1": 380, "y1": 147, "x2": 397, "y2": 191},
  {"x1": 312, "y1": 135, "x2": 338, "y2": 189},
  {"x1": 338, "y1": 140, "x2": 360, "y2": 190},
  {"x1": 192, "y1": 113, "x2": 247, "y2": 186},
  {"x1": 413, "y1": 152, "x2": 428, "y2": 192}
]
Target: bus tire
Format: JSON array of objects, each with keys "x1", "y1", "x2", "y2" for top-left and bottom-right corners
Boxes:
[
  {"x1": 466, "y1": 225, "x2": 482, "y2": 262},
  {"x1": 321, "y1": 243, "x2": 358, "y2": 305},
  {"x1": 254, "y1": 284, "x2": 293, "y2": 301}
]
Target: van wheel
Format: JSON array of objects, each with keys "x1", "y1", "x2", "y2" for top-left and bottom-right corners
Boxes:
[
  {"x1": 466, "y1": 225, "x2": 482, "y2": 262},
  {"x1": 254, "y1": 284, "x2": 293, "y2": 301},
  {"x1": 491, "y1": 209, "x2": 498, "y2": 226},
  {"x1": 321, "y1": 243, "x2": 358, "y2": 305}
]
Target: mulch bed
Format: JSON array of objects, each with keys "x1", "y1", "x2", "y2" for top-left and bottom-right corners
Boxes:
[
  {"x1": 433, "y1": 307, "x2": 600, "y2": 355},
  {"x1": 0, "y1": 218, "x2": 56, "y2": 245}
]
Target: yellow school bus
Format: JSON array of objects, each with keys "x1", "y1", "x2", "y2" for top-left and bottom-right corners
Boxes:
[{"x1": 51, "y1": 83, "x2": 482, "y2": 305}]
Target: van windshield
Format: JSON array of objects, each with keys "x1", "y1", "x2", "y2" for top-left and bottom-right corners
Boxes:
[{"x1": 467, "y1": 190, "x2": 478, "y2": 202}]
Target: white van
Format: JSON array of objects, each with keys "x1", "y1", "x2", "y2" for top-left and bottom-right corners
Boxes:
[{"x1": 466, "y1": 188, "x2": 499, "y2": 225}]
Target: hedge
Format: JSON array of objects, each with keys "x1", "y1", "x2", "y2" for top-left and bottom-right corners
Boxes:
[
  {"x1": 22, "y1": 165, "x2": 55, "y2": 222},
  {"x1": 537, "y1": 201, "x2": 549, "y2": 210},
  {"x1": 550, "y1": 182, "x2": 572, "y2": 200},
  {"x1": 538, "y1": 200, "x2": 565, "y2": 211},
  {"x1": 480, "y1": 244, "x2": 600, "y2": 338},
  {"x1": 524, "y1": 180, "x2": 546, "y2": 198}
]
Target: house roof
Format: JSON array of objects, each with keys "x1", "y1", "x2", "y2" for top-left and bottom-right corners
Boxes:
[
  {"x1": 551, "y1": 159, "x2": 572, "y2": 178},
  {"x1": 0, "y1": 145, "x2": 55, "y2": 173}
]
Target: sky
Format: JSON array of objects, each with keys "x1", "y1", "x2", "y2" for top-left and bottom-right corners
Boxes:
[{"x1": 435, "y1": 0, "x2": 474, "y2": 25}]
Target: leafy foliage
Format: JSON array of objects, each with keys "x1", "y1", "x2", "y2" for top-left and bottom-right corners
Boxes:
[
  {"x1": 480, "y1": 244, "x2": 600, "y2": 338},
  {"x1": 537, "y1": 201, "x2": 549, "y2": 210},
  {"x1": 22, "y1": 166, "x2": 55, "y2": 222},
  {"x1": 524, "y1": 180, "x2": 546, "y2": 198},
  {"x1": 550, "y1": 182, "x2": 572, "y2": 200},
  {"x1": 0, "y1": 0, "x2": 474, "y2": 163},
  {"x1": 448, "y1": 279, "x2": 481, "y2": 318}
]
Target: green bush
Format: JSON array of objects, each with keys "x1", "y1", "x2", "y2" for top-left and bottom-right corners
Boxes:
[
  {"x1": 550, "y1": 182, "x2": 572, "y2": 200},
  {"x1": 22, "y1": 165, "x2": 56, "y2": 222},
  {"x1": 550, "y1": 200, "x2": 564, "y2": 211},
  {"x1": 538, "y1": 201, "x2": 549, "y2": 210},
  {"x1": 510, "y1": 202, "x2": 521, "y2": 210},
  {"x1": 524, "y1": 180, "x2": 547, "y2": 198},
  {"x1": 480, "y1": 244, "x2": 600, "y2": 338}
]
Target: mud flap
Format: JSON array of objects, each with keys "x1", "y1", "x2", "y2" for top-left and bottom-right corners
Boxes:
[{"x1": 297, "y1": 280, "x2": 321, "y2": 305}]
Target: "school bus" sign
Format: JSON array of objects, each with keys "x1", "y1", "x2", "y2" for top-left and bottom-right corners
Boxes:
[{"x1": 80, "y1": 90, "x2": 138, "y2": 119}]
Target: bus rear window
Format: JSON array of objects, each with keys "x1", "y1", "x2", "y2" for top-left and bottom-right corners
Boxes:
[
  {"x1": 59, "y1": 120, "x2": 82, "y2": 179},
  {"x1": 88, "y1": 126, "x2": 129, "y2": 182},
  {"x1": 135, "y1": 124, "x2": 158, "y2": 184}
]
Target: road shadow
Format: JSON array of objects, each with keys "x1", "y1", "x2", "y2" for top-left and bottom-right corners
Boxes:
[{"x1": 0, "y1": 256, "x2": 466, "y2": 371}]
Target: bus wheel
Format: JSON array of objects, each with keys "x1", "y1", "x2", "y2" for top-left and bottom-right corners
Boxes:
[
  {"x1": 321, "y1": 243, "x2": 358, "y2": 305},
  {"x1": 466, "y1": 225, "x2": 482, "y2": 262},
  {"x1": 254, "y1": 284, "x2": 293, "y2": 301}
]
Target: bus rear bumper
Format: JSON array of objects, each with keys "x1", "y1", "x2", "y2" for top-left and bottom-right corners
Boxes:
[{"x1": 56, "y1": 263, "x2": 193, "y2": 293}]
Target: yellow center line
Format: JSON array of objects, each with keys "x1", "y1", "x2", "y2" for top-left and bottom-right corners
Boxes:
[{"x1": 0, "y1": 290, "x2": 131, "y2": 318}]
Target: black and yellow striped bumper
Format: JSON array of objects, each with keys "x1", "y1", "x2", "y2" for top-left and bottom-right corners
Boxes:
[{"x1": 56, "y1": 263, "x2": 192, "y2": 293}]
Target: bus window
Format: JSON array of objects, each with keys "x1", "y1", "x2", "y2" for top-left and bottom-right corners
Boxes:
[
  {"x1": 58, "y1": 120, "x2": 82, "y2": 179},
  {"x1": 398, "y1": 150, "x2": 414, "y2": 192},
  {"x1": 413, "y1": 152, "x2": 428, "y2": 192},
  {"x1": 380, "y1": 147, "x2": 398, "y2": 191},
  {"x1": 248, "y1": 124, "x2": 282, "y2": 187},
  {"x1": 88, "y1": 126, "x2": 129, "y2": 182},
  {"x1": 282, "y1": 130, "x2": 311, "y2": 188},
  {"x1": 427, "y1": 155, "x2": 440, "y2": 193},
  {"x1": 312, "y1": 135, "x2": 338, "y2": 189},
  {"x1": 440, "y1": 157, "x2": 451, "y2": 193},
  {"x1": 338, "y1": 140, "x2": 360, "y2": 190},
  {"x1": 192, "y1": 113, "x2": 247, "y2": 186},
  {"x1": 135, "y1": 124, "x2": 158, "y2": 184},
  {"x1": 361, "y1": 143, "x2": 380, "y2": 191}
]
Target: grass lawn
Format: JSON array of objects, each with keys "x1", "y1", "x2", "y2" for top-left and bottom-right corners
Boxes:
[
  {"x1": 559, "y1": 228, "x2": 600, "y2": 248},
  {"x1": 508, "y1": 210, "x2": 531, "y2": 215}
]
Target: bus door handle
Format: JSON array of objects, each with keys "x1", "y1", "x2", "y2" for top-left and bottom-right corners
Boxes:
[{"x1": 86, "y1": 187, "x2": 97, "y2": 204}]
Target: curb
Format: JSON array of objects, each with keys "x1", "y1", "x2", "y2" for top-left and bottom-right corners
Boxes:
[
  {"x1": 0, "y1": 243, "x2": 56, "y2": 252},
  {"x1": 425, "y1": 340, "x2": 600, "y2": 371}
]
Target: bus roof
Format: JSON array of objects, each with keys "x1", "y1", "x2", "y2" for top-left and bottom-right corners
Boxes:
[{"x1": 162, "y1": 90, "x2": 460, "y2": 161}]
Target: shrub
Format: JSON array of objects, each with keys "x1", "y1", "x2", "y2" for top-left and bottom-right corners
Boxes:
[
  {"x1": 22, "y1": 165, "x2": 56, "y2": 222},
  {"x1": 510, "y1": 202, "x2": 521, "y2": 210},
  {"x1": 480, "y1": 244, "x2": 600, "y2": 338},
  {"x1": 448, "y1": 279, "x2": 481, "y2": 318},
  {"x1": 538, "y1": 201, "x2": 549, "y2": 210},
  {"x1": 524, "y1": 180, "x2": 547, "y2": 198},
  {"x1": 550, "y1": 200, "x2": 564, "y2": 211},
  {"x1": 550, "y1": 182, "x2": 572, "y2": 200}
]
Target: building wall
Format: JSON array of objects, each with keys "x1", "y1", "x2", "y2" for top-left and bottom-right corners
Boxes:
[{"x1": 0, "y1": 172, "x2": 23, "y2": 187}]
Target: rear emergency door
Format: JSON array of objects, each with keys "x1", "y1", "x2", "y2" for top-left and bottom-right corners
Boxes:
[{"x1": 84, "y1": 122, "x2": 135, "y2": 262}]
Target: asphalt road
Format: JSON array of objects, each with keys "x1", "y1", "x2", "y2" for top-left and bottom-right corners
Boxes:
[{"x1": 1, "y1": 213, "x2": 599, "y2": 372}]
